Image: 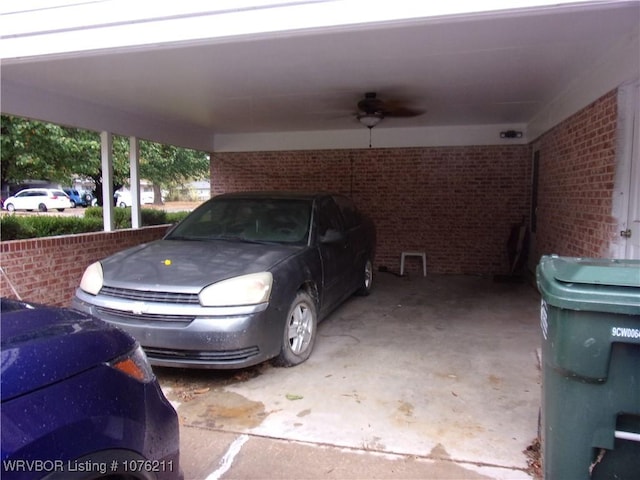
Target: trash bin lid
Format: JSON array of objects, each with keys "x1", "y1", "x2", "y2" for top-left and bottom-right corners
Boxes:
[
  {"x1": 537, "y1": 255, "x2": 640, "y2": 314},
  {"x1": 552, "y1": 258, "x2": 640, "y2": 287}
]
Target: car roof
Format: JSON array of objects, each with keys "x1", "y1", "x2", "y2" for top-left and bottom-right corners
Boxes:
[
  {"x1": 16, "y1": 187, "x2": 63, "y2": 192},
  {"x1": 213, "y1": 191, "x2": 338, "y2": 201}
]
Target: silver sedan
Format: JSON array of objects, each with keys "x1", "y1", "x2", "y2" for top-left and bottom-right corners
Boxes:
[{"x1": 73, "y1": 192, "x2": 376, "y2": 369}]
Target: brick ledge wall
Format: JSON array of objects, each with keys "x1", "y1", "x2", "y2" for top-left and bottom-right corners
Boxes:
[{"x1": 0, "y1": 225, "x2": 170, "y2": 306}]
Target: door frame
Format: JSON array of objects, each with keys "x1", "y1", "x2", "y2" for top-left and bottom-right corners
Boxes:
[{"x1": 611, "y1": 80, "x2": 640, "y2": 259}]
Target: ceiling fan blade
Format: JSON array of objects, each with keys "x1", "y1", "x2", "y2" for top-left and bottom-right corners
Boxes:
[
  {"x1": 382, "y1": 106, "x2": 426, "y2": 117},
  {"x1": 355, "y1": 92, "x2": 425, "y2": 118}
]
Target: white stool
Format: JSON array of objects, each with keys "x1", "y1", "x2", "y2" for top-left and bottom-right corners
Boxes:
[{"x1": 400, "y1": 251, "x2": 427, "y2": 277}]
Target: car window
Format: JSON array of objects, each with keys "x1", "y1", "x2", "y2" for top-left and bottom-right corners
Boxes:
[
  {"x1": 316, "y1": 197, "x2": 345, "y2": 235},
  {"x1": 167, "y1": 197, "x2": 312, "y2": 245},
  {"x1": 52, "y1": 190, "x2": 67, "y2": 197},
  {"x1": 332, "y1": 195, "x2": 361, "y2": 230}
]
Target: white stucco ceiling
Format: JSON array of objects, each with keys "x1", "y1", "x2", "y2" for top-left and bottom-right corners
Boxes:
[{"x1": 1, "y1": 1, "x2": 639, "y2": 151}]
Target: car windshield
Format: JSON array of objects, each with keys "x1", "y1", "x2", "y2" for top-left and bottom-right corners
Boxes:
[{"x1": 166, "y1": 197, "x2": 312, "y2": 245}]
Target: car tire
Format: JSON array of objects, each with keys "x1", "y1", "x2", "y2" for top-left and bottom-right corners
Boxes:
[
  {"x1": 70, "y1": 200, "x2": 76, "y2": 208},
  {"x1": 355, "y1": 258, "x2": 373, "y2": 296},
  {"x1": 119, "y1": 202, "x2": 127, "y2": 208},
  {"x1": 275, "y1": 291, "x2": 318, "y2": 367},
  {"x1": 38, "y1": 203, "x2": 48, "y2": 212},
  {"x1": 6, "y1": 203, "x2": 15, "y2": 212}
]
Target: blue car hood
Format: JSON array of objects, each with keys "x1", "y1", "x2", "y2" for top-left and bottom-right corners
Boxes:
[
  {"x1": 1, "y1": 301, "x2": 135, "y2": 402},
  {"x1": 101, "y1": 239, "x2": 302, "y2": 290}
]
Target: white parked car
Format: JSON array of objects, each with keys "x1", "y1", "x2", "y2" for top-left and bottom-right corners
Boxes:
[
  {"x1": 114, "y1": 190, "x2": 154, "y2": 207},
  {"x1": 3, "y1": 188, "x2": 73, "y2": 212}
]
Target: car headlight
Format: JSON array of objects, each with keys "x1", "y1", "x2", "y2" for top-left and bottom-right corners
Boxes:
[
  {"x1": 199, "y1": 272, "x2": 273, "y2": 307},
  {"x1": 79, "y1": 261, "x2": 103, "y2": 295}
]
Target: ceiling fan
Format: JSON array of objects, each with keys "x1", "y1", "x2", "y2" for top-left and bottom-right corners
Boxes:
[{"x1": 355, "y1": 92, "x2": 425, "y2": 129}]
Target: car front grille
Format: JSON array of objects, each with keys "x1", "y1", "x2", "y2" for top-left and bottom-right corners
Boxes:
[
  {"x1": 100, "y1": 286, "x2": 199, "y2": 304},
  {"x1": 144, "y1": 346, "x2": 260, "y2": 363},
  {"x1": 96, "y1": 306, "x2": 195, "y2": 324}
]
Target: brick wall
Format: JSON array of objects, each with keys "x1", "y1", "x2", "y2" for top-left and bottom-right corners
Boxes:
[
  {"x1": 211, "y1": 146, "x2": 532, "y2": 274},
  {"x1": 531, "y1": 90, "x2": 618, "y2": 260},
  {"x1": 0, "y1": 226, "x2": 169, "y2": 306}
]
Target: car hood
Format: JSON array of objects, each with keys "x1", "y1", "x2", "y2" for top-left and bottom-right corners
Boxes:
[
  {"x1": 101, "y1": 239, "x2": 302, "y2": 290},
  {"x1": 1, "y1": 301, "x2": 135, "y2": 402}
]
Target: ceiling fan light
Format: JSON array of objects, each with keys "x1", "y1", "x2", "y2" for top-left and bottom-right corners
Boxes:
[{"x1": 358, "y1": 113, "x2": 383, "y2": 128}]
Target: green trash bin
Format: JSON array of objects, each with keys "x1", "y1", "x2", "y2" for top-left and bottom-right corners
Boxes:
[{"x1": 537, "y1": 255, "x2": 640, "y2": 479}]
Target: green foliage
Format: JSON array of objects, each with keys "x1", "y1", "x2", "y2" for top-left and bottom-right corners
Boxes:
[
  {"x1": 87, "y1": 207, "x2": 134, "y2": 230},
  {"x1": 139, "y1": 142, "x2": 209, "y2": 192},
  {"x1": 82, "y1": 207, "x2": 189, "y2": 227},
  {"x1": 0, "y1": 215, "x2": 103, "y2": 240},
  {"x1": 166, "y1": 211, "x2": 190, "y2": 224},
  {"x1": 0, "y1": 208, "x2": 189, "y2": 241},
  {"x1": 0, "y1": 215, "x2": 24, "y2": 240},
  {"x1": 87, "y1": 207, "x2": 176, "y2": 229},
  {"x1": 83, "y1": 206, "x2": 105, "y2": 220},
  {"x1": 1, "y1": 115, "x2": 130, "y2": 200}
]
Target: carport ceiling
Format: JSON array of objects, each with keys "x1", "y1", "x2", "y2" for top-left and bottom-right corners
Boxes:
[{"x1": 1, "y1": 1, "x2": 639, "y2": 147}]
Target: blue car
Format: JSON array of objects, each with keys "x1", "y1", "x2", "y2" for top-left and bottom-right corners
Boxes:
[
  {"x1": 63, "y1": 188, "x2": 92, "y2": 208},
  {"x1": 0, "y1": 298, "x2": 182, "y2": 480}
]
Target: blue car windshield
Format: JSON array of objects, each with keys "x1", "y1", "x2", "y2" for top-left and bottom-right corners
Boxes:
[{"x1": 166, "y1": 198, "x2": 312, "y2": 245}]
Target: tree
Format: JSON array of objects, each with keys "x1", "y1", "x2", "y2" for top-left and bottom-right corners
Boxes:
[
  {"x1": 139, "y1": 142, "x2": 209, "y2": 204},
  {"x1": 1, "y1": 115, "x2": 209, "y2": 205},
  {"x1": 1, "y1": 115, "x2": 130, "y2": 203},
  {"x1": 1, "y1": 115, "x2": 77, "y2": 185}
]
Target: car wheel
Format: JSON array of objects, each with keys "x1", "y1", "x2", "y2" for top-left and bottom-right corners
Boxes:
[
  {"x1": 38, "y1": 203, "x2": 48, "y2": 212},
  {"x1": 6, "y1": 203, "x2": 15, "y2": 212},
  {"x1": 275, "y1": 291, "x2": 318, "y2": 367},
  {"x1": 70, "y1": 200, "x2": 76, "y2": 208},
  {"x1": 119, "y1": 201, "x2": 127, "y2": 208},
  {"x1": 355, "y1": 258, "x2": 373, "y2": 296}
]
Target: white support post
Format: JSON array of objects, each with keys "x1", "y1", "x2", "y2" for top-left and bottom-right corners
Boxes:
[
  {"x1": 129, "y1": 137, "x2": 142, "y2": 229},
  {"x1": 100, "y1": 131, "x2": 114, "y2": 232}
]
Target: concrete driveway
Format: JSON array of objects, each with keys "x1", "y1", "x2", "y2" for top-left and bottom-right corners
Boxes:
[{"x1": 157, "y1": 273, "x2": 542, "y2": 479}]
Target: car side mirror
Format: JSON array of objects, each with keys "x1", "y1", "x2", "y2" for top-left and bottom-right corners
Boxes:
[{"x1": 320, "y1": 229, "x2": 345, "y2": 244}]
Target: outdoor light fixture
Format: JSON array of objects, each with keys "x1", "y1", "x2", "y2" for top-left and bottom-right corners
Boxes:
[
  {"x1": 500, "y1": 130, "x2": 523, "y2": 139},
  {"x1": 358, "y1": 113, "x2": 383, "y2": 129}
]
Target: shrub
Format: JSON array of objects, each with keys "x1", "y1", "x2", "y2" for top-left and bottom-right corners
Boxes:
[
  {"x1": 0, "y1": 215, "x2": 26, "y2": 240},
  {"x1": 0, "y1": 207, "x2": 188, "y2": 241},
  {"x1": 0, "y1": 214, "x2": 103, "y2": 241},
  {"x1": 166, "y1": 211, "x2": 190, "y2": 224},
  {"x1": 142, "y1": 209, "x2": 168, "y2": 226},
  {"x1": 85, "y1": 206, "x2": 136, "y2": 228},
  {"x1": 84, "y1": 206, "x2": 104, "y2": 220},
  {"x1": 87, "y1": 207, "x2": 167, "y2": 228}
]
